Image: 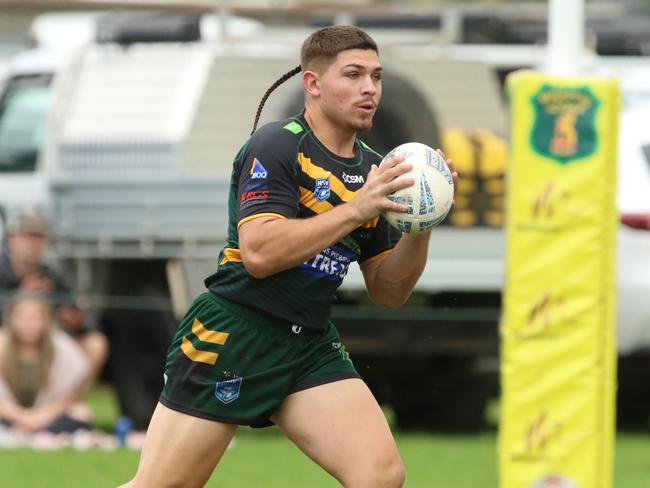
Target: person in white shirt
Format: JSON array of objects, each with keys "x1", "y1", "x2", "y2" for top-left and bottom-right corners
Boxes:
[{"x1": 0, "y1": 292, "x2": 91, "y2": 433}]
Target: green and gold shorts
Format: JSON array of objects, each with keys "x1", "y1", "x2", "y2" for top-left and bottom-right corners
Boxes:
[{"x1": 160, "y1": 292, "x2": 359, "y2": 427}]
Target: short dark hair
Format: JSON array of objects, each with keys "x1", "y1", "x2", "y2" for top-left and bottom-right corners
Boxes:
[{"x1": 300, "y1": 25, "x2": 378, "y2": 71}]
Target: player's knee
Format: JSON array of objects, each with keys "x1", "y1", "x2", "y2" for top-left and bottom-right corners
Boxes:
[
  {"x1": 379, "y1": 455, "x2": 406, "y2": 488},
  {"x1": 345, "y1": 453, "x2": 405, "y2": 488}
]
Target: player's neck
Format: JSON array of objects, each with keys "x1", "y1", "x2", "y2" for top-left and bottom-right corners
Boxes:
[{"x1": 304, "y1": 108, "x2": 356, "y2": 158}]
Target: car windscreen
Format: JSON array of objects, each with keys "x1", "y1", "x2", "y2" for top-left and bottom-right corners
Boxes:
[{"x1": 0, "y1": 74, "x2": 52, "y2": 173}]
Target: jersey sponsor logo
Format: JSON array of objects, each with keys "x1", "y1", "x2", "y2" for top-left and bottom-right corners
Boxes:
[
  {"x1": 240, "y1": 189, "x2": 269, "y2": 210},
  {"x1": 241, "y1": 190, "x2": 269, "y2": 203},
  {"x1": 250, "y1": 158, "x2": 268, "y2": 179},
  {"x1": 342, "y1": 172, "x2": 365, "y2": 184},
  {"x1": 215, "y1": 377, "x2": 242, "y2": 404},
  {"x1": 314, "y1": 177, "x2": 330, "y2": 201},
  {"x1": 299, "y1": 245, "x2": 354, "y2": 282}
]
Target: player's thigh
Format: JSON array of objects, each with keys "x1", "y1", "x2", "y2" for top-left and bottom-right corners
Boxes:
[
  {"x1": 124, "y1": 402, "x2": 237, "y2": 488},
  {"x1": 272, "y1": 378, "x2": 404, "y2": 486}
]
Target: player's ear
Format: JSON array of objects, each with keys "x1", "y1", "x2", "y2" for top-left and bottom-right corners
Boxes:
[{"x1": 303, "y1": 70, "x2": 321, "y2": 97}]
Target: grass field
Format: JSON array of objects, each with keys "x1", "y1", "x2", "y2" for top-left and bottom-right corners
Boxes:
[{"x1": 0, "y1": 386, "x2": 647, "y2": 487}]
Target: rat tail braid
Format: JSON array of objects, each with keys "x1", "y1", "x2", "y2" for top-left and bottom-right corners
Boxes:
[{"x1": 251, "y1": 65, "x2": 302, "y2": 135}]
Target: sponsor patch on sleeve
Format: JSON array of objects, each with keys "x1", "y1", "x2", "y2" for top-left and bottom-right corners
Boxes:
[
  {"x1": 240, "y1": 189, "x2": 270, "y2": 209},
  {"x1": 250, "y1": 158, "x2": 268, "y2": 179}
]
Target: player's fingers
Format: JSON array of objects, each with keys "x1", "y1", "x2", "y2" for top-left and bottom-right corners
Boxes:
[
  {"x1": 385, "y1": 196, "x2": 409, "y2": 213},
  {"x1": 444, "y1": 157, "x2": 459, "y2": 192},
  {"x1": 385, "y1": 176, "x2": 415, "y2": 195},
  {"x1": 445, "y1": 157, "x2": 455, "y2": 172},
  {"x1": 363, "y1": 164, "x2": 380, "y2": 186},
  {"x1": 387, "y1": 203, "x2": 409, "y2": 213},
  {"x1": 381, "y1": 162, "x2": 412, "y2": 183},
  {"x1": 382, "y1": 153, "x2": 405, "y2": 168}
]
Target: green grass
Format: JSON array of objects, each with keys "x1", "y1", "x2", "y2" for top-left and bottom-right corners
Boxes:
[
  {"x1": 0, "y1": 430, "x2": 647, "y2": 487},
  {"x1": 0, "y1": 432, "x2": 498, "y2": 488},
  {"x1": 83, "y1": 384, "x2": 122, "y2": 431},
  {"x1": 0, "y1": 386, "x2": 647, "y2": 487}
]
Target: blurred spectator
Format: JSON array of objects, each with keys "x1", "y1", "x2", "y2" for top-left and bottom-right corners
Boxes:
[
  {"x1": 0, "y1": 209, "x2": 108, "y2": 383},
  {"x1": 0, "y1": 292, "x2": 91, "y2": 433}
]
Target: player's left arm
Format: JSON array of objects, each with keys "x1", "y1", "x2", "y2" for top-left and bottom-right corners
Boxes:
[
  {"x1": 361, "y1": 153, "x2": 458, "y2": 308},
  {"x1": 360, "y1": 232, "x2": 431, "y2": 308}
]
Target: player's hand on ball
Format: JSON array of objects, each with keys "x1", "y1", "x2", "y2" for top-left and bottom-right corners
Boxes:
[
  {"x1": 437, "y1": 149, "x2": 459, "y2": 203},
  {"x1": 381, "y1": 142, "x2": 455, "y2": 234},
  {"x1": 349, "y1": 153, "x2": 414, "y2": 222}
]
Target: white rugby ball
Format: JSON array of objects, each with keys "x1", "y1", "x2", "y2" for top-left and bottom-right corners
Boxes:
[{"x1": 381, "y1": 142, "x2": 454, "y2": 234}]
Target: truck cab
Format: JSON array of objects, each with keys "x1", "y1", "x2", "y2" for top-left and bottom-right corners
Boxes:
[{"x1": 0, "y1": 49, "x2": 60, "y2": 218}]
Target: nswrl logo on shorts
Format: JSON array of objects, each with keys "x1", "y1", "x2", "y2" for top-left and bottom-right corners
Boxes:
[{"x1": 215, "y1": 377, "x2": 243, "y2": 404}]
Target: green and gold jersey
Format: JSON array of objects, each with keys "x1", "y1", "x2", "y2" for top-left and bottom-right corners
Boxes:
[{"x1": 205, "y1": 113, "x2": 401, "y2": 330}]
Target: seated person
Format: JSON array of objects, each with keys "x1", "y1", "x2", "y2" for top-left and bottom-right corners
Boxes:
[
  {"x1": 0, "y1": 292, "x2": 91, "y2": 433},
  {"x1": 0, "y1": 209, "x2": 108, "y2": 383}
]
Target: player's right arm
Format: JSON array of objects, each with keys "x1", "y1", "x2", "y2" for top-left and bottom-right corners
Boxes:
[
  {"x1": 240, "y1": 158, "x2": 411, "y2": 279},
  {"x1": 236, "y1": 123, "x2": 411, "y2": 280}
]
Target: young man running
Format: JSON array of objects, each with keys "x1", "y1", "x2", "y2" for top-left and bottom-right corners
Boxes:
[{"x1": 122, "y1": 25, "x2": 457, "y2": 488}]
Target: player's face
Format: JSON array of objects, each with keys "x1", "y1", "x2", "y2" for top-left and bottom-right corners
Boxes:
[{"x1": 318, "y1": 49, "x2": 382, "y2": 132}]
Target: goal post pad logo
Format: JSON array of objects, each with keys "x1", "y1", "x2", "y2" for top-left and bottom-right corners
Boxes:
[{"x1": 530, "y1": 85, "x2": 600, "y2": 164}]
